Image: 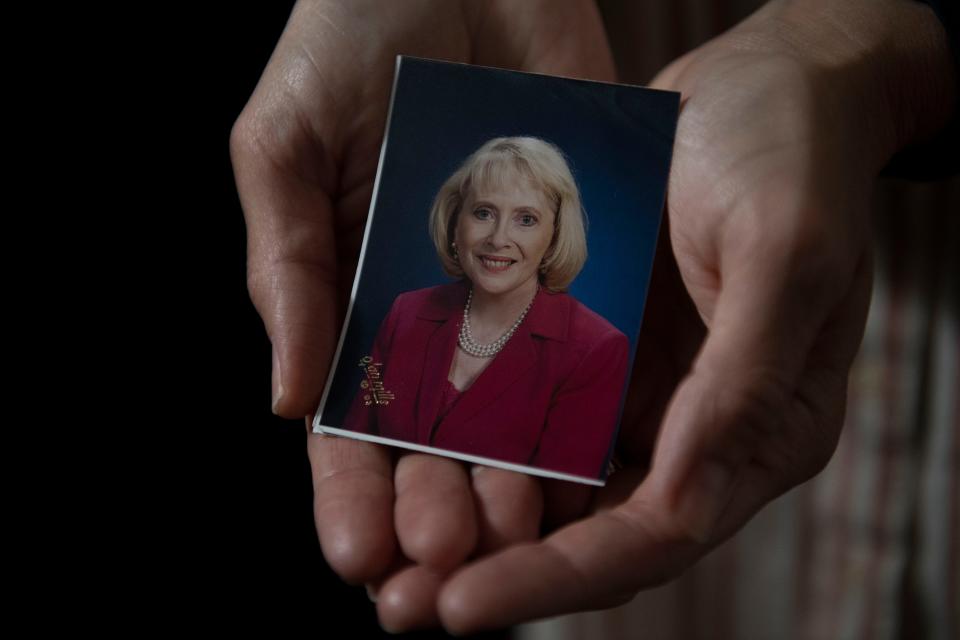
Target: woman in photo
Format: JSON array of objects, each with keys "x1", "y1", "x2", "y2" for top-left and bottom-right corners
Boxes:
[{"x1": 344, "y1": 136, "x2": 629, "y2": 479}]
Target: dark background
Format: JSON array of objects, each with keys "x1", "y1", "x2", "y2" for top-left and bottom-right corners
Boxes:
[
  {"x1": 322, "y1": 57, "x2": 677, "y2": 429},
  {"x1": 207, "y1": 1, "x2": 375, "y2": 627}
]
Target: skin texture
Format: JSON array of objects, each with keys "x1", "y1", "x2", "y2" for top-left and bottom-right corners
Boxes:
[{"x1": 231, "y1": 0, "x2": 956, "y2": 633}]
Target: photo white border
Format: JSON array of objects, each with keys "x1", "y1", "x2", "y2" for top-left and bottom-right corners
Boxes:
[
  {"x1": 317, "y1": 428, "x2": 605, "y2": 486},
  {"x1": 310, "y1": 55, "x2": 672, "y2": 487}
]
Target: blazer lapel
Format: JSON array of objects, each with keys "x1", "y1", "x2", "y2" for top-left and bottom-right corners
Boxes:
[
  {"x1": 413, "y1": 281, "x2": 468, "y2": 444},
  {"x1": 415, "y1": 316, "x2": 459, "y2": 444}
]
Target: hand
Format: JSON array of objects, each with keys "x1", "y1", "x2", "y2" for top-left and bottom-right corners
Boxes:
[
  {"x1": 376, "y1": 0, "x2": 952, "y2": 633},
  {"x1": 230, "y1": 0, "x2": 616, "y2": 631}
]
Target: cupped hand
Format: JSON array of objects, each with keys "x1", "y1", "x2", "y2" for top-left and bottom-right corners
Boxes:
[
  {"x1": 230, "y1": 0, "x2": 616, "y2": 632},
  {"x1": 406, "y1": 0, "x2": 952, "y2": 633}
]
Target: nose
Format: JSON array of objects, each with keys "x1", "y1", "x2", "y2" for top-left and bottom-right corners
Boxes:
[{"x1": 487, "y1": 217, "x2": 512, "y2": 249}]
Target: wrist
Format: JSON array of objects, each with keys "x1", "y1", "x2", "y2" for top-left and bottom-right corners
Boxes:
[
  {"x1": 783, "y1": 0, "x2": 957, "y2": 163},
  {"x1": 735, "y1": 0, "x2": 957, "y2": 171}
]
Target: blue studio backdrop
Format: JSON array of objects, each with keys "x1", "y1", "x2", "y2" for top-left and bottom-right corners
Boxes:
[{"x1": 322, "y1": 57, "x2": 679, "y2": 428}]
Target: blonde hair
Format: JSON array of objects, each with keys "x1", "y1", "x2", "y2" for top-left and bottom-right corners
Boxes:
[{"x1": 428, "y1": 137, "x2": 588, "y2": 292}]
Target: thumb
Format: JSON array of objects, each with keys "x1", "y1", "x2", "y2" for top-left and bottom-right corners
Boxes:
[{"x1": 645, "y1": 232, "x2": 853, "y2": 543}]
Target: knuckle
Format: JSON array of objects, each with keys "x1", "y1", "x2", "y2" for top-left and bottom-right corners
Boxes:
[
  {"x1": 611, "y1": 505, "x2": 693, "y2": 587},
  {"x1": 230, "y1": 103, "x2": 299, "y2": 171},
  {"x1": 244, "y1": 262, "x2": 274, "y2": 313},
  {"x1": 492, "y1": 483, "x2": 542, "y2": 543}
]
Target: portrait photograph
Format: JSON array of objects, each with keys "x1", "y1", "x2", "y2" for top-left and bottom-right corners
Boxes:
[{"x1": 313, "y1": 56, "x2": 678, "y2": 485}]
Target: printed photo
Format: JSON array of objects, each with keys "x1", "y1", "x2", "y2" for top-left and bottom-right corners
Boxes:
[{"x1": 313, "y1": 57, "x2": 679, "y2": 485}]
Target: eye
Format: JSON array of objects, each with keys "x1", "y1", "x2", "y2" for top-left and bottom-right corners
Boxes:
[
  {"x1": 473, "y1": 207, "x2": 493, "y2": 220},
  {"x1": 518, "y1": 213, "x2": 538, "y2": 227}
]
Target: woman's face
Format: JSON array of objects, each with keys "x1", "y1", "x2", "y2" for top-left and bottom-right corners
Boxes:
[{"x1": 454, "y1": 174, "x2": 556, "y2": 298}]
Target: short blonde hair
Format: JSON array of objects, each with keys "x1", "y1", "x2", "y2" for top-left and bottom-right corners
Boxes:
[{"x1": 428, "y1": 137, "x2": 588, "y2": 292}]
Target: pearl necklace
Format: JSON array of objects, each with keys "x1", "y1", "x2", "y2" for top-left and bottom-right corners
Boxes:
[{"x1": 458, "y1": 285, "x2": 539, "y2": 358}]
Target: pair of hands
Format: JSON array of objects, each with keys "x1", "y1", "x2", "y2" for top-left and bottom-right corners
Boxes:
[{"x1": 231, "y1": 0, "x2": 954, "y2": 633}]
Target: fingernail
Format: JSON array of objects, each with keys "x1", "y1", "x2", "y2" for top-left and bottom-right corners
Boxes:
[
  {"x1": 271, "y1": 347, "x2": 284, "y2": 415},
  {"x1": 471, "y1": 465, "x2": 486, "y2": 478},
  {"x1": 678, "y1": 461, "x2": 734, "y2": 543}
]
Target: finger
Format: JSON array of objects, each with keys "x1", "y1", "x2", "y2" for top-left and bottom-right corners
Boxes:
[
  {"x1": 469, "y1": 466, "x2": 542, "y2": 555},
  {"x1": 231, "y1": 73, "x2": 343, "y2": 419},
  {"x1": 709, "y1": 269, "x2": 870, "y2": 541},
  {"x1": 394, "y1": 454, "x2": 477, "y2": 572},
  {"x1": 707, "y1": 245, "x2": 873, "y2": 541},
  {"x1": 307, "y1": 428, "x2": 397, "y2": 584},
  {"x1": 438, "y1": 495, "x2": 697, "y2": 634},
  {"x1": 376, "y1": 564, "x2": 444, "y2": 633}
]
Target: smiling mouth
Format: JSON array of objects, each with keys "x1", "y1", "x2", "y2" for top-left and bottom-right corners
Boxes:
[{"x1": 479, "y1": 255, "x2": 516, "y2": 272}]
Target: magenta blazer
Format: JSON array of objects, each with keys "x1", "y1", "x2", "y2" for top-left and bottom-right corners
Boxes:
[{"x1": 343, "y1": 280, "x2": 630, "y2": 479}]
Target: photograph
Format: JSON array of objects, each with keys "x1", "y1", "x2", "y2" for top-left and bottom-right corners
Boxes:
[{"x1": 313, "y1": 56, "x2": 678, "y2": 485}]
